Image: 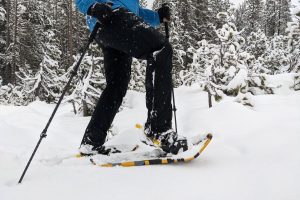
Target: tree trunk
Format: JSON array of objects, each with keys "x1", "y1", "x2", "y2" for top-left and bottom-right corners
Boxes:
[
  {"x1": 3, "y1": 0, "x2": 11, "y2": 85},
  {"x1": 207, "y1": 79, "x2": 213, "y2": 108},
  {"x1": 68, "y1": 0, "x2": 73, "y2": 67},
  {"x1": 208, "y1": 90, "x2": 212, "y2": 108},
  {"x1": 11, "y1": 0, "x2": 17, "y2": 84},
  {"x1": 277, "y1": 0, "x2": 281, "y2": 35},
  {"x1": 5, "y1": 0, "x2": 10, "y2": 49}
]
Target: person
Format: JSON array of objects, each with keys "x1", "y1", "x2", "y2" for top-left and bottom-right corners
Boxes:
[{"x1": 75, "y1": 0, "x2": 189, "y2": 155}]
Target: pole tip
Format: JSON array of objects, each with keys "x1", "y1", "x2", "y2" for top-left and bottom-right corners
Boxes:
[{"x1": 207, "y1": 133, "x2": 213, "y2": 140}]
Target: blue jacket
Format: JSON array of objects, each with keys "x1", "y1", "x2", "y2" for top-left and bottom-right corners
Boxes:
[{"x1": 75, "y1": 0, "x2": 160, "y2": 31}]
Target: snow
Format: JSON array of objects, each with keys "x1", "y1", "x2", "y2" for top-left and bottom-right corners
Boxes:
[
  {"x1": 291, "y1": 0, "x2": 300, "y2": 15},
  {"x1": 265, "y1": 73, "x2": 299, "y2": 94},
  {"x1": 1, "y1": 80, "x2": 300, "y2": 200},
  {"x1": 225, "y1": 67, "x2": 247, "y2": 90}
]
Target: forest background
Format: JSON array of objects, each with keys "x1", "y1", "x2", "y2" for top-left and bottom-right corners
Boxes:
[{"x1": 0, "y1": 0, "x2": 299, "y2": 115}]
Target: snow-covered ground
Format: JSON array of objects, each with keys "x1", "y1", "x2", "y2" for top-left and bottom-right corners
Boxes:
[{"x1": 1, "y1": 75, "x2": 300, "y2": 200}]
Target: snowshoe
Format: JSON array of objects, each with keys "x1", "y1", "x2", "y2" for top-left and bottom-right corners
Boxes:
[{"x1": 89, "y1": 133, "x2": 213, "y2": 167}]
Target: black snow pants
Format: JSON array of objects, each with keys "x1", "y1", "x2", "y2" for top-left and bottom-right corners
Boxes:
[{"x1": 82, "y1": 8, "x2": 173, "y2": 147}]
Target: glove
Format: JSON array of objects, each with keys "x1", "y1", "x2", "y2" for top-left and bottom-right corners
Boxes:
[
  {"x1": 157, "y1": 4, "x2": 171, "y2": 23},
  {"x1": 87, "y1": 3, "x2": 113, "y2": 23}
]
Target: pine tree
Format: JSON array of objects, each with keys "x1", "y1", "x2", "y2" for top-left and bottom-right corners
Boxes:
[
  {"x1": 65, "y1": 43, "x2": 106, "y2": 116},
  {"x1": 294, "y1": 8, "x2": 300, "y2": 90},
  {"x1": 0, "y1": 1, "x2": 5, "y2": 48},
  {"x1": 55, "y1": 0, "x2": 87, "y2": 70},
  {"x1": 264, "y1": 0, "x2": 277, "y2": 36},
  {"x1": 0, "y1": 82, "x2": 24, "y2": 105},
  {"x1": 285, "y1": 21, "x2": 300, "y2": 72},
  {"x1": 260, "y1": 35, "x2": 289, "y2": 74},
  {"x1": 263, "y1": 0, "x2": 291, "y2": 36},
  {"x1": 190, "y1": 0, "x2": 216, "y2": 42},
  {"x1": 246, "y1": 29, "x2": 268, "y2": 59},
  {"x1": 180, "y1": 40, "x2": 213, "y2": 86},
  {"x1": 18, "y1": 1, "x2": 44, "y2": 73},
  {"x1": 129, "y1": 58, "x2": 146, "y2": 92},
  {"x1": 0, "y1": 0, "x2": 6, "y2": 84},
  {"x1": 16, "y1": 29, "x2": 64, "y2": 104},
  {"x1": 208, "y1": 0, "x2": 233, "y2": 29},
  {"x1": 276, "y1": 0, "x2": 291, "y2": 35},
  {"x1": 244, "y1": 0, "x2": 264, "y2": 36},
  {"x1": 234, "y1": 1, "x2": 247, "y2": 32},
  {"x1": 208, "y1": 12, "x2": 250, "y2": 100},
  {"x1": 3, "y1": 0, "x2": 11, "y2": 85},
  {"x1": 3, "y1": 0, "x2": 47, "y2": 85}
]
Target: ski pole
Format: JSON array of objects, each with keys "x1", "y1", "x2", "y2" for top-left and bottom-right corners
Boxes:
[
  {"x1": 18, "y1": 22, "x2": 101, "y2": 184},
  {"x1": 162, "y1": 3, "x2": 178, "y2": 134}
]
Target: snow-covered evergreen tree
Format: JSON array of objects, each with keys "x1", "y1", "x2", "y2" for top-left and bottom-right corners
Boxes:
[
  {"x1": 4, "y1": 0, "x2": 77, "y2": 105},
  {"x1": 0, "y1": 0, "x2": 6, "y2": 83},
  {"x1": 258, "y1": 21, "x2": 299, "y2": 75},
  {"x1": 246, "y1": 29, "x2": 268, "y2": 59},
  {"x1": 263, "y1": 0, "x2": 292, "y2": 36},
  {"x1": 207, "y1": 12, "x2": 250, "y2": 100},
  {"x1": 276, "y1": 0, "x2": 292, "y2": 35},
  {"x1": 285, "y1": 21, "x2": 300, "y2": 72},
  {"x1": 180, "y1": 40, "x2": 215, "y2": 86},
  {"x1": 129, "y1": 58, "x2": 146, "y2": 92},
  {"x1": 0, "y1": 1, "x2": 5, "y2": 47},
  {"x1": 182, "y1": 12, "x2": 254, "y2": 101},
  {"x1": 18, "y1": 2, "x2": 44, "y2": 73},
  {"x1": 65, "y1": 44, "x2": 106, "y2": 116},
  {"x1": 243, "y1": 29, "x2": 273, "y2": 96},
  {"x1": 16, "y1": 30, "x2": 64, "y2": 104},
  {"x1": 295, "y1": 6, "x2": 300, "y2": 90},
  {"x1": 189, "y1": 0, "x2": 215, "y2": 42},
  {"x1": 260, "y1": 35, "x2": 289, "y2": 74},
  {"x1": 0, "y1": 83, "x2": 24, "y2": 105},
  {"x1": 234, "y1": 1, "x2": 247, "y2": 32},
  {"x1": 264, "y1": 0, "x2": 277, "y2": 36},
  {"x1": 209, "y1": 0, "x2": 233, "y2": 29}
]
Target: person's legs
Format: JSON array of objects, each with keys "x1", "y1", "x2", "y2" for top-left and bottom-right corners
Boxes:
[
  {"x1": 148, "y1": 44, "x2": 173, "y2": 133},
  {"x1": 96, "y1": 8, "x2": 173, "y2": 134},
  {"x1": 81, "y1": 46, "x2": 132, "y2": 147},
  {"x1": 145, "y1": 56, "x2": 155, "y2": 129}
]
